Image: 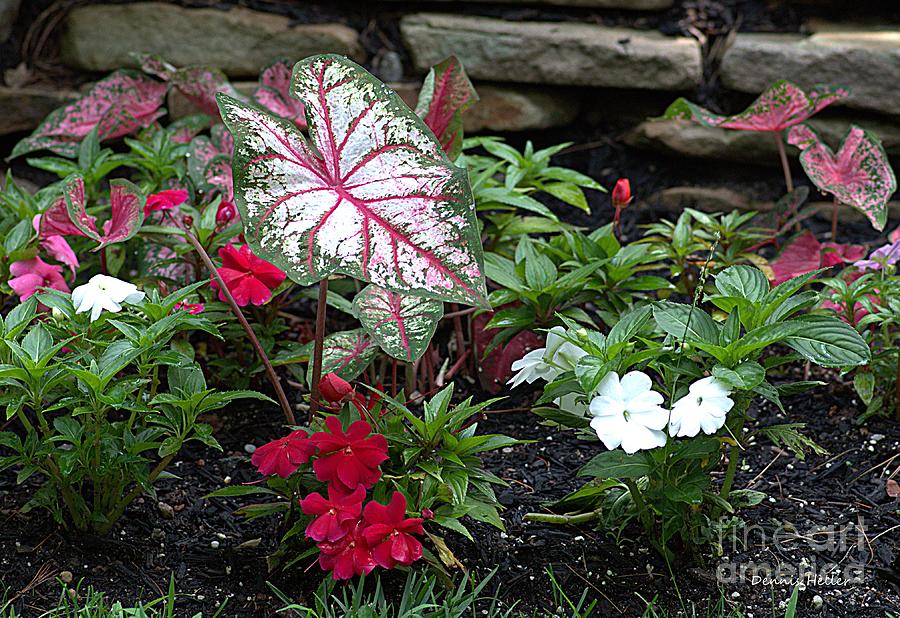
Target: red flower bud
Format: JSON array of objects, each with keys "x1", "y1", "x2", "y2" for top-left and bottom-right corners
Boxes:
[
  {"x1": 319, "y1": 373, "x2": 354, "y2": 403},
  {"x1": 421, "y1": 507, "x2": 434, "y2": 520},
  {"x1": 611, "y1": 178, "x2": 633, "y2": 210}
]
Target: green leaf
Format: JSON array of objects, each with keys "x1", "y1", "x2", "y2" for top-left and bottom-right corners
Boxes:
[
  {"x1": 714, "y1": 265, "x2": 769, "y2": 303},
  {"x1": 606, "y1": 305, "x2": 652, "y2": 357},
  {"x1": 653, "y1": 301, "x2": 719, "y2": 344},
  {"x1": 578, "y1": 450, "x2": 651, "y2": 480},
  {"x1": 784, "y1": 314, "x2": 870, "y2": 367}
]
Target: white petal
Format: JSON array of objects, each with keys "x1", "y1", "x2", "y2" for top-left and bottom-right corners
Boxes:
[
  {"x1": 698, "y1": 412, "x2": 726, "y2": 435},
  {"x1": 71, "y1": 284, "x2": 93, "y2": 314},
  {"x1": 555, "y1": 393, "x2": 587, "y2": 416},
  {"x1": 589, "y1": 395, "x2": 624, "y2": 419},
  {"x1": 620, "y1": 423, "x2": 667, "y2": 454},
  {"x1": 628, "y1": 406, "x2": 670, "y2": 431},
  {"x1": 690, "y1": 376, "x2": 732, "y2": 399},
  {"x1": 626, "y1": 390, "x2": 665, "y2": 413},
  {"x1": 594, "y1": 371, "x2": 622, "y2": 400},
  {"x1": 123, "y1": 291, "x2": 145, "y2": 305},
  {"x1": 543, "y1": 327, "x2": 567, "y2": 361},
  {"x1": 620, "y1": 371, "x2": 653, "y2": 400},
  {"x1": 553, "y1": 341, "x2": 587, "y2": 371},
  {"x1": 590, "y1": 416, "x2": 624, "y2": 450}
]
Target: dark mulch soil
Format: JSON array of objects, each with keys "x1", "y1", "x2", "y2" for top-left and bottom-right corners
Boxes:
[{"x1": 2, "y1": 369, "x2": 899, "y2": 616}]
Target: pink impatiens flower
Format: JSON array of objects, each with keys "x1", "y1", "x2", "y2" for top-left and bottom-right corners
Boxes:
[
  {"x1": 144, "y1": 189, "x2": 189, "y2": 217},
  {"x1": 8, "y1": 257, "x2": 69, "y2": 301},
  {"x1": 362, "y1": 492, "x2": 424, "y2": 569},
  {"x1": 214, "y1": 244, "x2": 285, "y2": 306},
  {"x1": 300, "y1": 484, "x2": 366, "y2": 542},
  {"x1": 250, "y1": 429, "x2": 317, "y2": 478},
  {"x1": 310, "y1": 417, "x2": 388, "y2": 491}
]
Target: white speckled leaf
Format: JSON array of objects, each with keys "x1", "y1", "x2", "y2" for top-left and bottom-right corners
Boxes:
[
  {"x1": 353, "y1": 284, "x2": 443, "y2": 362},
  {"x1": 217, "y1": 54, "x2": 487, "y2": 307},
  {"x1": 788, "y1": 124, "x2": 896, "y2": 231},
  {"x1": 319, "y1": 329, "x2": 377, "y2": 381}
]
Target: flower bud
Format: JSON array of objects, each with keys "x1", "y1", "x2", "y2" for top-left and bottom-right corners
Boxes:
[
  {"x1": 319, "y1": 373, "x2": 353, "y2": 403},
  {"x1": 611, "y1": 178, "x2": 633, "y2": 210},
  {"x1": 421, "y1": 507, "x2": 434, "y2": 520}
]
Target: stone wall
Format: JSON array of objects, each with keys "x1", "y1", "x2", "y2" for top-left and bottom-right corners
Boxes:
[{"x1": 2, "y1": 1, "x2": 899, "y2": 185}]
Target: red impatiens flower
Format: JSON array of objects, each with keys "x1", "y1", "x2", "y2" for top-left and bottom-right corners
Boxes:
[
  {"x1": 216, "y1": 200, "x2": 238, "y2": 226},
  {"x1": 144, "y1": 189, "x2": 189, "y2": 217},
  {"x1": 362, "y1": 492, "x2": 424, "y2": 569},
  {"x1": 300, "y1": 483, "x2": 366, "y2": 542},
  {"x1": 310, "y1": 417, "x2": 388, "y2": 491},
  {"x1": 316, "y1": 521, "x2": 376, "y2": 580},
  {"x1": 319, "y1": 373, "x2": 354, "y2": 404},
  {"x1": 214, "y1": 243, "x2": 285, "y2": 306},
  {"x1": 611, "y1": 178, "x2": 632, "y2": 209},
  {"x1": 7, "y1": 257, "x2": 70, "y2": 301},
  {"x1": 250, "y1": 429, "x2": 317, "y2": 478}
]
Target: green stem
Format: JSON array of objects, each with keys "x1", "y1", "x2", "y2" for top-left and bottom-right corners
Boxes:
[
  {"x1": 623, "y1": 478, "x2": 654, "y2": 538},
  {"x1": 524, "y1": 509, "x2": 602, "y2": 525},
  {"x1": 719, "y1": 416, "x2": 747, "y2": 504},
  {"x1": 96, "y1": 453, "x2": 175, "y2": 535},
  {"x1": 308, "y1": 279, "x2": 329, "y2": 418}
]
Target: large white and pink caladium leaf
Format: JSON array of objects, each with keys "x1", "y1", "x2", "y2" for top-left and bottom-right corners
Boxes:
[
  {"x1": 253, "y1": 58, "x2": 307, "y2": 129},
  {"x1": 11, "y1": 71, "x2": 166, "y2": 158},
  {"x1": 664, "y1": 80, "x2": 849, "y2": 132},
  {"x1": 415, "y1": 56, "x2": 478, "y2": 160},
  {"x1": 58, "y1": 176, "x2": 145, "y2": 250},
  {"x1": 787, "y1": 124, "x2": 896, "y2": 231},
  {"x1": 352, "y1": 284, "x2": 443, "y2": 362},
  {"x1": 218, "y1": 54, "x2": 488, "y2": 307},
  {"x1": 318, "y1": 329, "x2": 378, "y2": 382}
]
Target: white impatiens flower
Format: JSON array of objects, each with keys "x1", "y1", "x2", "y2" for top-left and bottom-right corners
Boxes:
[
  {"x1": 554, "y1": 392, "x2": 588, "y2": 417},
  {"x1": 509, "y1": 326, "x2": 587, "y2": 388},
  {"x1": 71, "y1": 274, "x2": 145, "y2": 322},
  {"x1": 589, "y1": 371, "x2": 668, "y2": 454},
  {"x1": 668, "y1": 376, "x2": 734, "y2": 438}
]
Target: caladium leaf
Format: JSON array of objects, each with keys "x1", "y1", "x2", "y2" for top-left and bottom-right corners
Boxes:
[
  {"x1": 769, "y1": 230, "x2": 865, "y2": 285},
  {"x1": 788, "y1": 124, "x2": 896, "y2": 231},
  {"x1": 61, "y1": 176, "x2": 145, "y2": 250},
  {"x1": 188, "y1": 125, "x2": 233, "y2": 188},
  {"x1": 415, "y1": 56, "x2": 478, "y2": 160},
  {"x1": 352, "y1": 284, "x2": 443, "y2": 361},
  {"x1": 139, "y1": 54, "x2": 245, "y2": 118},
  {"x1": 664, "y1": 80, "x2": 849, "y2": 132},
  {"x1": 318, "y1": 329, "x2": 377, "y2": 381},
  {"x1": 41, "y1": 179, "x2": 89, "y2": 238},
  {"x1": 253, "y1": 58, "x2": 307, "y2": 129},
  {"x1": 11, "y1": 71, "x2": 166, "y2": 158},
  {"x1": 218, "y1": 54, "x2": 488, "y2": 307}
]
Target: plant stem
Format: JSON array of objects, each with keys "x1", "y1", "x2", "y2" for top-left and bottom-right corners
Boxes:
[
  {"x1": 449, "y1": 302, "x2": 467, "y2": 372},
  {"x1": 180, "y1": 226, "x2": 294, "y2": 425},
  {"x1": 895, "y1": 352, "x2": 900, "y2": 420},
  {"x1": 623, "y1": 478, "x2": 655, "y2": 538},
  {"x1": 524, "y1": 509, "x2": 602, "y2": 525},
  {"x1": 774, "y1": 132, "x2": 794, "y2": 194},
  {"x1": 308, "y1": 279, "x2": 329, "y2": 417},
  {"x1": 831, "y1": 197, "x2": 840, "y2": 241},
  {"x1": 97, "y1": 453, "x2": 175, "y2": 535},
  {"x1": 719, "y1": 429, "x2": 745, "y2": 503}
]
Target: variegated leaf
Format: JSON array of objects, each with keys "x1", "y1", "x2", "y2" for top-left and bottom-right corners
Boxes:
[
  {"x1": 11, "y1": 71, "x2": 166, "y2": 158},
  {"x1": 253, "y1": 58, "x2": 307, "y2": 128},
  {"x1": 187, "y1": 124, "x2": 233, "y2": 188},
  {"x1": 140, "y1": 54, "x2": 243, "y2": 118},
  {"x1": 218, "y1": 54, "x2": 487, "y2": 307},
  {"x1": 664, "y1": 80, "x2": 849, "y2": 132},
  {"x1": 788, "y1": 124, "x2": 896, "y2": 231},
  {"x1": 415, "y1": 56, "x2": 478, "y2": 160},
  {"x1": 319, "y1": 329, "x2": 377, "y2": 381},
  {"x1": 352, "y1": 284, "x2": 443, "y2": 361},
  {"x1": 62, "y1": 176, "x2": 144, "y2": 250}
]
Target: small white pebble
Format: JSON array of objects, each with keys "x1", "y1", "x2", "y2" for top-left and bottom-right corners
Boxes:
[
  {"x1": 812, "y1": 594, "x2": 824, "y2": 610},
  {"x1": 731, "y1": 591, "x2": 740, "y2": 599},
  {"x1": 210, "y1": 540, "x2": 220, "y2": 549},
  {"x1": 573, "y1": 535, "x2": 584, "y2": 541},
  {"x1": 216, "y1": 532, "x2": 226, "y2": 540},
  {"x1": 223, "y1": 476, "x2": 232, "y2": 484},
  {"x1": 244, "y1": 444, "x2": 256, "y2": 454}
]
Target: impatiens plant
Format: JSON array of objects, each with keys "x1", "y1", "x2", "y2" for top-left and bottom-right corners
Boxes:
[
  {"x1": 0, "y1": 283, "x2": 268, "y2": 534},
  {"x1": 517, "y1": 265, "x2": 869, "y2": 556},
  {"x1": 787, "y1": 124, "x2": 897, "y2": 239},
  {"x1": 210, "y1": 378, "x2": 514, "y2": 577}
]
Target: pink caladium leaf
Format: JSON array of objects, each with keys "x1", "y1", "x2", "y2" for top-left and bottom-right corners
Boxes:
[
  {"x1": 253, "y1": 58, "x2": 307, "y2": 129},
  {"x1": 318, "y1": 329, "x2": 378, "y2": 382},
  {"x1": 769, "y1": 230, "x2": 865, "y2": 285},
  {"x1": 188, "y1": 125, "x2": 234, "y2": 189},
  {"x1": 11, "y1": 71, "x2": 166, "y2": 158},
  {"x1": 787, "y1": 124, "x2": 896, "y2": 232},
  {"x1": 352, "y1": 284, "x2": 443, "y2": 361},
  {"x1": 62, "y1": 175, "x2": 145, "y2": 251},
  {"x1": 169, "y1": 114, "x2": 211, "y2": 144},
  {"x1": 204, "y1": 155, "x2": 235, "y2": 202},
  {"x1": 218, "y1": 54, "x2": 488, "y2": 307},
  {"x1": 41, "y1": 178, "x2": 92, "y2": 238},
  {"x1": 139, "y1": 53, "x2": 244, "y2": 118},
  {"x1": 414, "y1": 56, "x2": 478, "y2": 160},
  {"x1": 664, "y1": 80, "x2": 849, "y2": 132}
]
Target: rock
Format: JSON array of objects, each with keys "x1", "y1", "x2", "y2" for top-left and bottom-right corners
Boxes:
[
  {"x1": 59, "y1": 570, "x2": 73, "y2": 584},
  {"x1": 371, "y1": 50, "x2": 405, "y2": 84},
  {"x1": 61, "y1": 3, "x2": 363, "y2": 78},
  {"x1": 0, "y1": 86, "x2": 76, "y2": 136},
  {"x1": 812, "y1": 594, "x2": 824, "y2": 610},
  {"x1": 648, "y1": 186, "x2": 771, "y2": 214},
  {"x1": 0, "y1": 0, "x2": 21, "y2": 42},
  {"x1": 392, "y1": 82, "x2": 580, "y2": 133},
  {"x1": 157, "y1": 501, "x2": 174, "y2": 519},
  {"x1": 626, "y1": 116, "x2": 900, "y2": 164},
  {"x1": 387, "y1": 0, "x2": 671, "y2": 8},
  {"x1": 720, "y1": 32, "x2": 900, "y2": 117},
  {"x1": 400, "y1": 14, "x2": 701, "y2": 91}
]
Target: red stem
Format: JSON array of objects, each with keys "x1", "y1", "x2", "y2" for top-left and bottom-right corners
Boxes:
[
  {"x1": 832, "y1": 197, "x2": 840, "y2": 242},
  {"x1": 308, "y1": 279, "x2": 329, "y2": 417}
]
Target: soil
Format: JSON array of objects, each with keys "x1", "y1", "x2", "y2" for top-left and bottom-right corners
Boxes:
[{"x1": 2, "y1": 365, "x2": 899, "y2": 616}]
